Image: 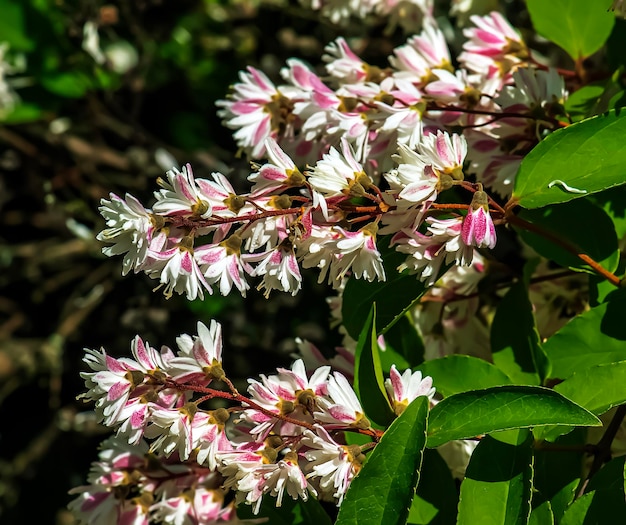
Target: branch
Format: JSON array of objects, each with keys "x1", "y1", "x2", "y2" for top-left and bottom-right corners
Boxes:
[{"x1": 507, "y1": 214, "x2": 622, "y2": 287}]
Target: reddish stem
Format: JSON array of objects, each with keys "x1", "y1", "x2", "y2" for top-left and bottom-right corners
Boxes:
[
  {"x1": 159, "y1": 376, "x2": 383, "y2": 440},
  {"x1": 507, "y1": 214, "x2": 622, "y2": 287}
]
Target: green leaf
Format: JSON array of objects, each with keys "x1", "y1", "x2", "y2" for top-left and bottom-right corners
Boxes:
[
  {"x1": 336, "y1": 396, "x2": 429, "y2": 525},
  {"x1": 529, "y1": 501, "x2": 554, "y2": 525},
  {"x1": 607, "y1": 18, "x2": 626, "y2": 71},
  {"x1": 408, "y1": 449, "x2": 458, "y2": 525},
  {"x1": 382, "y1": 314, "x2": 424, "y2": 369},
  {"x1": 559, "y1": 492, "x2": 593, "y2": 525},
  {"x1": 426, "y1": 386, "x2": 600, "y2": 448},
  {"x1": 417, "y1": 355, "x2": 512, "y2": 398},
  {"x1": 561, "y1": 457, "x2": 626, "y2": 524},
  {"x1": 554, "y1": 361, "x2": 626, "y2": 416},
  {"x1": 533, "y1": 429, "x2": 585, "y2": 520},
  {"x1": 0, "y1": 0, "x2": 35, "y2": 51},
  {"x1": 457, "y1": 430, "x2": 533, "y2": 525},
  {"x1": 592, "y1": 184, "x2": 626, "y2": 240},
  {"x1": 353, "y1": 305, "x2": 395, "y2": 427},
  {"x1": 564, "y1": 73, "x2": 626, "y2": 122},
  {"x1": 41, "y1": 72, "x2": 92, "y2": 98},
  {"x1": 543, "y1": 288, "x2": 626, "y2": 379},
  {"x1": 515, "y1": 199, "x2": 619, "y2": 274},
  {"x1": 342, "y1": 237, "x2": 428, "y2": 340},
  {"x1": 564, "y1": 83, "x2": 607, "y2": 120},
  {"x1": 1, "y1": 103, "x2": 42, "y2": 124},
  {"x1": 491, "y1": 280, "x2": 550, "y2": 385},
  {"x1": 513, "y1": 110, "x2": 626, "y2": 209},
  {"x1": 526, "y1": 0, "x2": 614, "y2": 60}
]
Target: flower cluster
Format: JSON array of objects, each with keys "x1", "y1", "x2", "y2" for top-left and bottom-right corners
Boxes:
[
  {"x1": 71, "y1": 320, "x2": 436, "y2": 523},
  {"x1": 94, "y1": 11, "x2": 577, "y2": 302},
  {"x1": 218, "y1": 12, "x2": 567, "y2": 196}
]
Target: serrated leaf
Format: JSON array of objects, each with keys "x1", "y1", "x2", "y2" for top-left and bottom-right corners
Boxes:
[
  {"x1": 342, "y1": 238, "x2": 428, "y2": 340},
  {"x1": 513, "y1": 110, "x2": 626, "y2": 209},
  {"x1": 533, "y1": 429, "x2": 585, "y2": 520},
  {"x1": 408, "y1": 449, "x2": 457, "y2": 525},
  {"x1": 543, "y1": 288, "x2": 626, "y2": 380},
  {"x1": 417, "y1": 355, "x2": 512, "y2": 398},
  {"x1": 336, "y1": 396, "x2": 429, "y2": 525},
  {"x1": 353, "y1": 305, "x2": 394, "y2": 427},
  {"x1": 426, "y1": 386, "x2": 600, "y2": 448},
  {"x1": 529, "y1": 501, "x2": 554, "y2": 525},
  {"x1": 561, "y1": 457, "x2": 626, "y2": 524},
  {"x1": 554, "y1": 361, "x2": 626, "y2": 416},
  {"x1": 527, "y1": 0, "x2": 614, "y2": 60},
  {"x1": 457, "y1": 430, "x2": 533, "y2": 525},
  {"x1": 491, "y1": 280, "x2": 549, "y2": 385}
]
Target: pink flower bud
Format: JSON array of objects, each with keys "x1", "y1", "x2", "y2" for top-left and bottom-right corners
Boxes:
[{"x1": 462, "y1": 191, "x2": 496, "y2": 249}]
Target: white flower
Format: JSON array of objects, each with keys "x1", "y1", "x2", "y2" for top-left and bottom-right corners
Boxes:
[
  {"x1": 170, "y1": 320, "x2": 224, "y2": 383},
  {"x1": 153, "y1": 163, "x2": 212, "y2": 218},
  {"x1": 385, "y1": 365, "x2": 436, "y2": 415},
  {"x1": 97, "y1": 193, "x2": 158, "y2": 275},
  {"x1": 333, "y1": 225, "x2": 385, "y2": 282},
  {"x1": 302, "y1": 426, "x2": 361, "y2": 505},
  {"x1": 316, "y1": 372, "x2": 368, "y2": 428}
]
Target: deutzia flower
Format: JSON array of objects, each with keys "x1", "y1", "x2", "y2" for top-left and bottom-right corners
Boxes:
[
  {"x1": 170, "y1": 320, "x2": 225, "y2": 384},
  {"x1": 97, "y1": 193, "x2": 159, "y2": 276},
  {"x1": 385, "y1": 365, "x2": 436, "y2": 416},
  {"x1": 461, "y1": 190, "x2": 497, "y2": 249},
  {"x1": 216, "y1": 67, "x2": 297, "y2": 158},
  {"x1": 302, "y1": 426, "x2": 363, "y2": 505},
  {"x1": 196, "y1": 235, "x2": 252, "y2": 297},
  {"x1": 332, "y1": 223, "x2": 385, "y2": 282},
  {"x1": 153, "y1": 163, "x2": 212, "y2": 218},
  {"x1": 307, "y1": 139, "x2": 372, "y2": 215},
  {"x1": 316, "y1": 372, "x2": 370, "y2": 429}
]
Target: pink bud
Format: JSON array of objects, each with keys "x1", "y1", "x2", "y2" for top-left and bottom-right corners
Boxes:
[{"x1": 462, "y1": 205, "x2": 496, "y2": 249}]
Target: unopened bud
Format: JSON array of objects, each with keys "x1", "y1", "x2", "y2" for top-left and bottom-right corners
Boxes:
[{"x1": 470, "y1": 190, "x2": 489, "y2": 211}]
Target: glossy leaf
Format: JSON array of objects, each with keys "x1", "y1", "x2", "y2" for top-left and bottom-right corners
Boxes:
[
  {"x1": 554, "y1": 361, "x2": 626, "y2": 416},
  {"x1": 457, "y1": 430, "x2": 533, "y2": 525},
  {"x1": 561, "y1": 457, "x2": 626, "y2": 524},
  {"x1": 491, "y1": 280, "x2": 549, "y2": 385},
  {"x1": 592, "y1": 184, "x2": 626, "y2": 240},
  {"x1": 537, "y1": 360, "x2": 626, "y2": 442},
  {"x1": 533, "y1": 429, "x2": 585, "y2": 520},
  {"x1": 336, "y1": 396, "x2": 429, "y2": 525},
  {"x1": 543, "y1": 288, "x2": 626, "y2": 380},
  {"x1": 527, "y1": 0, "x2": 614, "y2": 60},
  {"x1": 529, "y1": 501, "x2": 554, "y2": 525},
  {"x1": 353, "y1": 305, "x2": 394, "y2": 427},
  {"x1": 342, "y1": 238, "x2": 428, "y2": 339},
  {"x1": 513, "y1": 110, "x2": 626, "y2": 209},
  {"x1": 408, "y1": 449, "x2": 457, "y2": 525},
  {"x1": 382, "y1": 314, "x2": 424, "y2": 369},
  {"x1": 427, "y1": 386, "x2": 600, "y2": 448},
  {"x1": 417, "y1": 355, "x2": 512, "y2": 398},
  {"x1": 515, "y1": 199, "x2": 619, "y2": 274}
]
